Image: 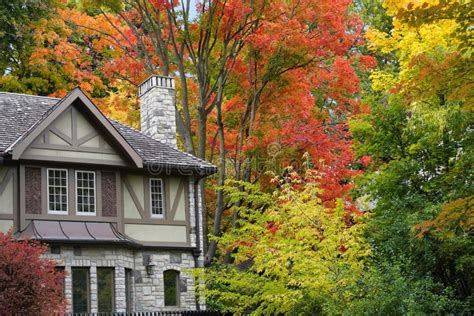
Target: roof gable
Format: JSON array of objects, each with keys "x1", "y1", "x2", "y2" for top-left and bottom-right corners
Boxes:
[
  {"x1": 21, "y1": 105, "x2": 130, "y2": 166},
  {"x1": 11, "y1": 88, "x2": 143, "y2": 168}
]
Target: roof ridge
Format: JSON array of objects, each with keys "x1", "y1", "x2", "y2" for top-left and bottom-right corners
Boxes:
[
  {"x1": 108, "y1": 118, "x2": 215, "y2": 167},
  {"x1": 0, "y1": 91, "x2": 60, "y2": 100}
]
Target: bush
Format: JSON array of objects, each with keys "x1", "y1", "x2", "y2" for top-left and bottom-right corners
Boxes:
[{"x1": 0, "y1": 231, "x2": 65, "y2": 315}]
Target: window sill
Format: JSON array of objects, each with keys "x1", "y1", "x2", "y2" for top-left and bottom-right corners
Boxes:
[{"x1": 76, "y1": 212, "x2": 97, "y2": 216}]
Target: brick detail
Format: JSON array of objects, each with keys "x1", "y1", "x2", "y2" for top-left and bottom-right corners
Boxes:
[
  {"x1": 101, "y1": 172, "x2": 117, "y2": 217},
  {"x1": 25, "y1": 167, "x2": 42, "y2": 214}
]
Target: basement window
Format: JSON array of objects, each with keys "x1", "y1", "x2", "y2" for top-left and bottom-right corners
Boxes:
[{"x1": 98, "y1": 268, "x2": 115, "y2": 312}]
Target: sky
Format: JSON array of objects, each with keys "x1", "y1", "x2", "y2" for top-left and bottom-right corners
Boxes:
[{"x1": 189, "y1": 0, "x2": 198, "y2": 19}]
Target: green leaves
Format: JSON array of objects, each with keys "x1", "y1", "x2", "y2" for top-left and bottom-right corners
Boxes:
[
  {"x1": 202, "y1": 173, "x2": 371, "y2": 314},
  {"x1": 351, "y1": 0, "x2": 474, "y2": 311}
]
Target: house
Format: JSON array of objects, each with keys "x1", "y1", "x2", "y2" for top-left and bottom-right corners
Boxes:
[{"x1": 0, "y1": 76, "x2": 216, "y2": 313}]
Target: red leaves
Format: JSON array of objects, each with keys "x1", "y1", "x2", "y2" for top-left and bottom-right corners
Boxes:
[
  {"x1": 360, "y1": 155, "x2": 372, "y2": 167},
  {"x1": 266, "y1": 222, "x2": 279, "y2": 235},
  {"x1": 0, "y1": 231, "x2": 65, "y2": 315}
]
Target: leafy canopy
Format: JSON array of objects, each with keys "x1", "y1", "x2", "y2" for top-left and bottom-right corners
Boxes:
[{"x1": 199, "y1": 168, "x2": 371, "y2": 314}]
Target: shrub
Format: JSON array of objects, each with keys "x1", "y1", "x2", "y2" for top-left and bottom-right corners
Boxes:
[{"x1": 0, "y1": 231, "x2": 65, "y2": 315}]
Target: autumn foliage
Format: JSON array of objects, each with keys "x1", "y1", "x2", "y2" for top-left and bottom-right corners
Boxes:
[
  {"x1": 0, "y1": 0, "x2": 472, "y2": 313},
  {"x1": 0, "y1": 231, "x2": 65, "y2": 315}
]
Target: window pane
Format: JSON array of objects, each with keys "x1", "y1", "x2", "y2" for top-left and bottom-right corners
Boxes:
[
  {"x1": 164, "y1": 270, "x2": 179, "y2": 306},
  {"x1": 125, "y1": 269, "x2": 133, "y2": 313},
  {"x1": 76, "y1": 171, "x2": 96, "y2": 214},
  {"x1": 98, "y1": 268, "x2": 115, "y2": 312},
  {"x1": 55, "y1": 266, "x2": 65, "y2": 298},
  {"x1": 48, "y1": 169, "x2": 68, "y2": 213},
  {"x1": 72, "y1": 268, "x2": 89, "y2": 313},
  {"x1": 150, "y1": 179, "x2": 164, "y2": 216}
]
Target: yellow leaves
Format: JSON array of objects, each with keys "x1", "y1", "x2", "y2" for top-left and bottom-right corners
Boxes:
[
  {"x1": 367, "y1": 15, "x2": 457, "y2": 61},
  {"x1": 384, "y1": 0, "x2": 442, "y2": 15},
  {"x1": 366, "y1": 0, "x2": 471, "y2": 108},
  {"x1": 370, "y1": 71, "x2": 398, "y2": 92},
  {"x1": 212, "y1": 176, "x2": 372, "y2": 313},
  {"x1": 366, "y1": 28, "x2": 396, "y2": 54}
]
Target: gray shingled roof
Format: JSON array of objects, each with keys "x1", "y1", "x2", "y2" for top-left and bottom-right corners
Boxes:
[
  {"x1": 0, "y1": 91, "x2": 216, "y2": 175},
  {"x1": 0, "y1": 92, "x2": 58, "y2": 152}
]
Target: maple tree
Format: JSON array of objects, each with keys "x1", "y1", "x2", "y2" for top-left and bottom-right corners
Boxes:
[
  {"x1": 61, "y1": 0, "x2": 371, "y2": 264},
  {"x1": 201, "y1": 0, "x2": 371, "y2": 262},
  {"x1": 0, "y1": 1, "x2": 110, "y2": 98},
  {"x1": 197, "y1": 167, "x2": 371, "y2": 314},
  {"x1": 0, "y1": 231, "x2": 65, "y2": 315}
]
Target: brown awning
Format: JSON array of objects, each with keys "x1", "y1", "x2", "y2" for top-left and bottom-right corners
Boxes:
[{"x1": 15, "y1": 220, "x2": 141, "y2": 247}]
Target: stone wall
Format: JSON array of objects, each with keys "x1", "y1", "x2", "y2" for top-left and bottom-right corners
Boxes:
[{"x1": 44, "y1": 245, "x2": 198, "y2": 312}]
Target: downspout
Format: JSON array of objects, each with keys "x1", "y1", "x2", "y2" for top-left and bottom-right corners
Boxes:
[
  {"x1": 192, "y1": 174, "x2": 205, "y2": 311},
  {"x1": 0, "y1": 152, "x2": 8, "y2": 165}
]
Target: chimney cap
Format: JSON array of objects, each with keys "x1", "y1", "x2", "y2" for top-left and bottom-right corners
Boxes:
[{"x1": 138, "y1": 75, "x2": 175, "y2": 97}]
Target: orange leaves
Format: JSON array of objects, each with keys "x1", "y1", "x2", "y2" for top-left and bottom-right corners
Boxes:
[
  {"x1": 357, "y1": 55, "x2": 378, "y2": 71},
  {"x1": 220, "y1": 0, "x2": 252, "y2": 34},
  {"x1": 415, "y1": 197, "x2": 474, "y2": 239}
]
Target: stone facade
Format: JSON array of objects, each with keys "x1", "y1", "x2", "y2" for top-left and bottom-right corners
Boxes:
[
  {"x1": 139, "y1": 76, "x2": 177, "y2": 149},
  {"x1": 40, "y1": 176, "x2": 207, "y2": 313},
  {"x1": 44, "y1": 245, "x2": 198, "y2": 312}
]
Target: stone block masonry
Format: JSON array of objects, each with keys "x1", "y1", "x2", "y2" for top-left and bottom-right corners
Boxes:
[
  {"x1": 139, "y1": 76, "x2": 177, "y2": 149},
  {"x1": 44, "y1": 245, "x2": 198, "y2": 312}
]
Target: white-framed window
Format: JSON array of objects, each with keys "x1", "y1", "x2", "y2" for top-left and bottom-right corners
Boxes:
[
  {"x1": 47, "y1": 168, "x2": 68, "y2": 214},
  {"x1": 76, "y1": 171, "x2": 96, "y2": 215},
  {"x1": 150, "y1": 178, "x2": 164, "y2": 218}
]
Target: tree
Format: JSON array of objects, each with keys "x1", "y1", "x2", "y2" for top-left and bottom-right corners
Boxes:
[
  {"x1": 0, "y1": 1, "x2": 110, "y2": 99},
  {"x1": 198, "y1": 166, "x2": 371, "y2": 314},
  {"x1": 0, "y1": 231, "x2": 65, "y2": 315},
  {"x1": 350, "y1": 0, "x2": 473, "y2": 309},
  {"x1": 197, "y1": 164, "x2": 463, "y2": 314},
  {"x1": 66, "y1": 0, "x2": 371, "y2": 264},
  {"x1": 0, "y1": 0, "x2": 58, "y2": 74}
]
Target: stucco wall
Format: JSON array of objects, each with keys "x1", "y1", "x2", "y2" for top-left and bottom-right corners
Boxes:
[
  {"x1": 121, "y1": 174, "x2": 190, "y2": 245},
  {"x1": 21, "y1": 106, "x2": 126, "y2": 166}
]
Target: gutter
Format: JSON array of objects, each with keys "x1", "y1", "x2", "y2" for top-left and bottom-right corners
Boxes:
[{"x1": 143, "y1": 162, "x2": 217, "y2": 177}]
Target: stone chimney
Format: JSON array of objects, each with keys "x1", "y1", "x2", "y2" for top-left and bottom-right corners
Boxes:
[{"x1": 138, "y1": 75, "x2": 177, "y2": 148}]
